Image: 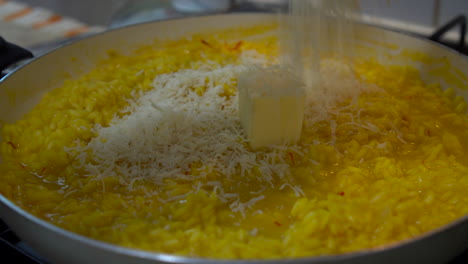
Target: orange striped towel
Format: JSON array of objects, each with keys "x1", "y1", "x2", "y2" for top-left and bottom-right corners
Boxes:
[{"x1": 0, "y1": 0, "x2": 104, "y2": 46}]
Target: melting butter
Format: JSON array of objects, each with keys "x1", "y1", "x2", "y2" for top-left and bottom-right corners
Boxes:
[{"x1": 238, "y1": 67, "x2": 305, "y2": 149}]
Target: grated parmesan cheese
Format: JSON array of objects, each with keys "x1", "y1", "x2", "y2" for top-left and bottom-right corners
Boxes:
[
  {"x1": 74, "y1": 53, "x2": 304, "y2": 214},
  {"x1": 71, "y1": 52, "x2": 376, "y2": 214}
]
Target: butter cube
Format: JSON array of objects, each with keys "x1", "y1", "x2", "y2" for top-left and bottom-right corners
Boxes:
[{"x1": 238, "y1": 67, "x2": 305, "y2": 149}]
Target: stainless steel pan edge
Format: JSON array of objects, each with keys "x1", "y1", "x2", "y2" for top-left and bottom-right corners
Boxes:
[
  {"x1": 1, "y1": 13, "x2": 468, "y2": 264},
  {"x1": 2, "y1": 193, "x2": 468, "y2": 264}
]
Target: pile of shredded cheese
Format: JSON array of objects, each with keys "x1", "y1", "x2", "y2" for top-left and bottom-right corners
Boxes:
[
  {"x1": 79, "y1": 62, "x2": 303, "y2": 208},
  {"x1": 76, "y1": 53, "x2": 368, "y2": 213}
]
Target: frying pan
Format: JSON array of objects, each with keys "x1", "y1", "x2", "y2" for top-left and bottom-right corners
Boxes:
[{"x1": 1, "y1": 13, "x2": 468, "y2": 264}]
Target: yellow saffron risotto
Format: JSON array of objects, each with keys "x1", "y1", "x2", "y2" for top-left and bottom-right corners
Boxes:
[{"x1": 1, "y1": 25, "x2": 468, "y2": 259}]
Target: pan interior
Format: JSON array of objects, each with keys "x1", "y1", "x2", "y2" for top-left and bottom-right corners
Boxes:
[{"x1": 1, "y1": 14, "x2": 468, "y2": 262}]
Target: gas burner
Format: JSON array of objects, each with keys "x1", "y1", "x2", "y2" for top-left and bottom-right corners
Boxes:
[{"x1": 427, "y1": 15, "x2": 467, "y2": 55}]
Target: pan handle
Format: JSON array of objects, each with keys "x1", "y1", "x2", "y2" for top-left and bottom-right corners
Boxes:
[{"x1": 0, "y1": 37, "x2": 34, "y2": 78}]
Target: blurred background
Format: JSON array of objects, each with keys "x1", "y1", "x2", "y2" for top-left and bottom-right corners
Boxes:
[{"x1": 0, "y1": 0, "x2": 467, "y2": 54}]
